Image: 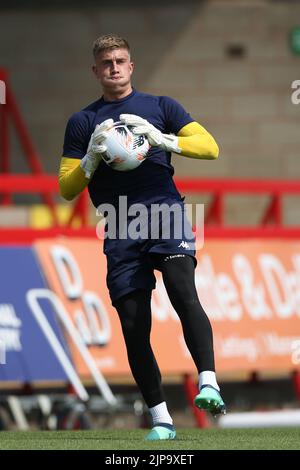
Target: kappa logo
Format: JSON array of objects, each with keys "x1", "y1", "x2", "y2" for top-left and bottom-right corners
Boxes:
[{"x1": 178, "y1": 241, "x2": 190, "y2": 249}]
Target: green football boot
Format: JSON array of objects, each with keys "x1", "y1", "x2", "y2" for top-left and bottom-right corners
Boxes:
[
  {"x1": 194, "y1": 385, "x2": 226, "y2": 417},
  {"x1": 145, "y1": 423, "x2": 176, "y2": 441}
]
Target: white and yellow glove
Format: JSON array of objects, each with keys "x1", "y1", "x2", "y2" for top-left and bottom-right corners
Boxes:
[
  {"x1": 80, "y1": 118, "x2": 114, "y2": 178},
  {"x1": 120, "y1": 114, "x2": 181, "y2": 154}
]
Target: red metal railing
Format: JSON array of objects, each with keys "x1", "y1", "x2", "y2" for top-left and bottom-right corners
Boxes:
[
  {"x1": 0, "y1": 174, "x2": 90, "y2": 242},
  {"x1": 0, "y1": 174, "x2": 300, "y2": 243},
  {"x1": 0, "y1": 68, "x2": 58, "y2": 219},
  {"x1": 175, "y1": 178, "x2": 300, "y2": 226}
]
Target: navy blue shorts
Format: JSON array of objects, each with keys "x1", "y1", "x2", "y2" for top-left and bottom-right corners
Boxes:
[{"x1": 103, "y1": 199, "x2": 196, "y2": 305}]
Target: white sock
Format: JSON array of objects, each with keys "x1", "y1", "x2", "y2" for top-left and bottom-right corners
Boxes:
[
  {"x1": 199, "y1": 371, "x2": 220, "y2": 392},
  {"x1": 149, "y1": 401, "x2": 173, "y2": 426}
]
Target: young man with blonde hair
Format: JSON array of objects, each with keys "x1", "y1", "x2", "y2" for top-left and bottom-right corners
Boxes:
[{"x1": 59, "y1": 34, "x2": 226, "y2": 441}]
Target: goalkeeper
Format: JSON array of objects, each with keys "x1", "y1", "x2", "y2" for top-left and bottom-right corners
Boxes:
[{"x1": 59, "y1": 34, "x2": 226, "y2": 441}]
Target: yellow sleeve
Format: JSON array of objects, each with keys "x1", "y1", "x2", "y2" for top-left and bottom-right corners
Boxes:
[
  {"x1": 177, "y1": 121, "x2": 219, "y2": 160},
  {"x1": 58, "y1": 157, "x2": 89, "y2": 201}
]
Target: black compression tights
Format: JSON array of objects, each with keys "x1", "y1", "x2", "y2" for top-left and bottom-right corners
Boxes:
[{"x1": 114, "y1": 254, "x2": 215, "y2": 408}]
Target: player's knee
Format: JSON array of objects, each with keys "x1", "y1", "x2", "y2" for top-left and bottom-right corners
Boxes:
[
  {"x1": 173, "y1": 295, "x2": 200, "y2": 312},
  {"x1": 169, "y1": 278, "x2": 197, "y2": 298}
]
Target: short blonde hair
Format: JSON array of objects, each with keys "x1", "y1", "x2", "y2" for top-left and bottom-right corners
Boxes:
[{"x1": 93, "y1": 34, "x2": 130, "y2": 59}]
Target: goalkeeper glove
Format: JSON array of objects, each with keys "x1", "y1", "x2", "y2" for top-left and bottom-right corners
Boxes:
[
  {"x1": 80, "y1": 118, "x2": 114, "y2": 178},
  {"x1": 119, "y1": 114, "x2": 181, "y2": 154}
]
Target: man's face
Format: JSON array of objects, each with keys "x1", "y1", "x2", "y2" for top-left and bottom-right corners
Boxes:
[{"x1": 93, "y1": 48, "x2": 134, "y2": 92}]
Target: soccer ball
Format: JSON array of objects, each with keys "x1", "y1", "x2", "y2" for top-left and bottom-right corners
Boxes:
[{"x1": 102, "y1": 122, "x2": 150, "y2": 171}]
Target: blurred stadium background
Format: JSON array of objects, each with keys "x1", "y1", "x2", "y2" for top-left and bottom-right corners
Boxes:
[{"x1": 0, "y1": 0, "x2": 300, "y2": 445}]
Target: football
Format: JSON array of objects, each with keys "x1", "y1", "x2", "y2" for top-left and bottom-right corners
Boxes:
[{"x1": 102, "y1": 122, "x2": 150, "y2": 171}]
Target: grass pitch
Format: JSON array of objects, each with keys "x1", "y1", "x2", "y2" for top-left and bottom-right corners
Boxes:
[{"x1": 0, "y1": 427, "x2": 300, "y2": 450}]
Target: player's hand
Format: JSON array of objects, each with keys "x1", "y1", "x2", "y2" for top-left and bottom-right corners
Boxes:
[
  {"x1": 87, "y1": 119, "x2": 113, "y2": 157},
  {"x1": 119, "y1": 114, "x2": 180, "y2": 153},
  {"x1": 80, "y1": 119, "x2": 114, "y2": 178},
  {"x1": 119, "y1": 114, "x2": 162, "y2": 146}
]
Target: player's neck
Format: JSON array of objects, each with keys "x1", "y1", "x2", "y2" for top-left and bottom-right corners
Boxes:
[{"x1": 102, "y1": 85, "x2": 133, "y2": 102}]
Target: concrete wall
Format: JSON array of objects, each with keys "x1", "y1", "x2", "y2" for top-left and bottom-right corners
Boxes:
[
  {"x1": 144, "y1": 0, "x2": 300, "y2": 184},
  {"x1": 0, "y1": 0, "x2": 299, "y2": 223}
]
